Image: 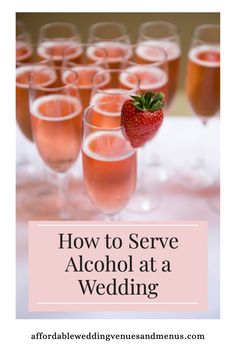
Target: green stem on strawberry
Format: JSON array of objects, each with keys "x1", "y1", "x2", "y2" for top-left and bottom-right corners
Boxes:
[{"x1": 130, "y1": 91, "x2": 165, "y2": 111}]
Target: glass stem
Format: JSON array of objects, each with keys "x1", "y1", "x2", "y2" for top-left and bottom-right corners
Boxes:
[
  {"x1": 57, "y1": 173, "x2": 69, "y2": 220},
  {"x1": 198, "y1": 118, "x2": 208, "y2": 170},
  {"x1": 137, "y1": 145, "x2": 148, "y2": 191},
  {"x1": 106, "y1": 213, "x2": 119, "y2": 221},
  {"x1": 38, "y1": 166, "x2": 56, "y2": 196}
]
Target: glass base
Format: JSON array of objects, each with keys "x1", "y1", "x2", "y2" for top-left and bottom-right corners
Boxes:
[
  {"x1": 127, "y1": 187, "x2": 162, "y2": 213},
  {"x1": 17, "y1": 179, "x2": 61, "y2": 219},
  {"x1": 16, "y1": 132, "x2": 42, "y2": 187},
  {"x1": 127, "y1": 163, "x2": 165, "y2": 214},
  {"x1": 16, "y1": 160, "x2": 42, "y2": 187},
  {"x1": 176, "y1": 163, "x2": 214, "y2": 191},
  {"x1": 148, "y1": 163, "x2": 172, "y2": 183}
]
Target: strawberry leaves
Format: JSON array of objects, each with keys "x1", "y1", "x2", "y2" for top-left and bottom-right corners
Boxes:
[{"x1": 130, "y1": 91, "x2": 165, "y2": 111}]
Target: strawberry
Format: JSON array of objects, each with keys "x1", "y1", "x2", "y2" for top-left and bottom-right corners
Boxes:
[{"x1": 121, "y1": 91, "x2": 165, "y2": 148}]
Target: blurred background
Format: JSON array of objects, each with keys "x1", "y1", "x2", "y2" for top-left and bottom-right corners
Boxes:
[{"x1": 16, "y1": 12, "x2": 220, "y2": 116}]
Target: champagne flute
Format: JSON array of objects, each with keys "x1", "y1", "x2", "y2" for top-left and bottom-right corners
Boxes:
[
  {"x1": 16, "y1": 21, "x2": 32, "y2": 63},
  {"x1": 63, "y1": 43, "x2": 108, "y2": 109},
  {"x1": 137, "y1": 21, "x2": 181, "y2": 108},
  {"x1": 62, "y1": 44, "x2": 108, "y2": 208},
  {"x1": 183, "y1": 24, "x2": 220, "y2": 189},
  {"x1": 122, "y1": 46, "x2": 168, "y2": 212},
  {"x1": 127, "y1": 42, "x2": 173, "y2": 183},
  {"x1": 88, "y1": 22, "x2": 131, "y2": 71},
  {"x1": 30, "y1": 66, "x2": 83, "y2": 219},
  {"x1": 82, "y1": 102, "x2": 137, "y2": 219},
  {"x1": 65, "y1": 67, "x2": 139, "y2": 213},
  {"x1": 16, "y1": 20, "x2": 33, "y2": 183},
  {"x1": 16, "y1": 43, "x2": 52, "y2": 191},
  {"x1": 37, "y1": 22, "x2": 81, "y2": 66},
  {"x1": 16, "y1": 46, "x2": 52, "y2": 142},
  {"x1": 90, "y1": 68, "x2": 140, "y2": 128}
]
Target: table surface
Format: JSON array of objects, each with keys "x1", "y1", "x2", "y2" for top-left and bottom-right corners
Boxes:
[{"x1": 16, "y1": 116, "x2": 220, "y2": 319}]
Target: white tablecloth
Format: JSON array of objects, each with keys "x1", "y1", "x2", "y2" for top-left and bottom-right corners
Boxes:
[{"x1": 16, "y1": 116, "x2": 220, "y2": 319}]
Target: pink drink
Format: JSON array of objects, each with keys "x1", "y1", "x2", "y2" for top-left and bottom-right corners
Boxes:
[
  {"x1": 31, "y1": 94, "x2": 82, "y2": 172},
  {"x1": 63, "y1": 65, "x2": 106, "y2": 109},
  {"x1": 186, "y1": 45, "x2": 220, "y2": 117},
  {"x1": 16, "y1": 41, "x2": 32, "y2": 63},
  {"x1": 89, "y1": 41, "x2": 131, "y2": 70},
  {"x1": 90, "y1": 89, "x2": 131, "y2": 127},
  {"x1": 16, "y1": 65, "x2": 56, "y2": 141},
  {"x1": 86, "y1": 45, "x2": 109, "y2": 64},
  {"x1": 82, "y1": 131, "x2": 136, "y2": 214},
  {"x1": 37, "y1": 40, "x2": 82, "y2": 65},
  {"x1": 136, "y1": 40, "x2": 181, "y2": 106},
  {"x1": 119, "y1": 65, "x2": 168, "y2": 98}
]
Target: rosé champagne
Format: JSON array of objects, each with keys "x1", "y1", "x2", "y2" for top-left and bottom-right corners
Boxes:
[
  {"x1": 90, "y1": 41, "x2": 131, "y2": 70},
  {"x1": 90, "y1": 89, "x2": 132, "y2": 128},
  {"x1": 37, "y1": 40, "x2": 83, "y2": 65},
  {"x1": 86, "y1": 45, "x2": 109, "y2": 64},
  {"x1": 82, "y1": 131, "x2": 136, "y2": 214},
  {"x1": 16, "y1": 41, "x2": 32, "y2": 63},
  {"x1": 120, "y1": 65, "x2": 168, "y2": 99},
  {"x1": 31, "y1": 94, "x2": 82, "y2": 172},
  {"x1": 186, "y1": 44, "x2": 220, "y2": 117},
  {"x1": 16, "y1": 65, "x2": 56, "y2": 141},
  {"x1": 136, "y1": 40, "x2": 180, "y2": 106},
  {"x1": 63, "y1": 64, "x2": 106, "y2": 109}
]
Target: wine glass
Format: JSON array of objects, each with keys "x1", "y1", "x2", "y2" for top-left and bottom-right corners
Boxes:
[
  {"x1": 122, "y1": 46, "x2": 168, "y2": 212},
  {"x1": 82, "y1": 102, "x2": 137, "y2": 219},
  {"x1": 137, "y1": 21, "x2": 181, "y2": 108},
  {"x1": 128, "y1": 41, "x2": 174, "y2": 184},
  {"x1": 90, "y1": 68, "x2": 140, "y2": 128},
  {"x1": 29, "y1": 66, "x2": 83, "y2": 219},
  {"x1": 63, "y1": 43, "x2": 108, "y2": 109},
  {"x1": 88, "y1": 22, "x2": 131, "y2": 71},
  {"x1": 183, "y1": 24, "x2": 220, "y2": 189},
  {"x1": 16, "y1": 43, "x2": 52, "y2": 192},
  {"x1": 37, "y1": 22, "x2": 81, "y2": 65},
  {"x1": 16, "y1": 47, "x2": 52, "y2": 142},
  {"x1": 67, "y1": 67, "x2": 140, "y2": 213},
  {"x1": 16, "y1": 21, "x2": 32, "y2": 63},
  {"x1": 62, "y1": 44, "x2": 108, "y2": 209},
  {"x1": 16, "y1": 21, "x2": 33, "y2": 183}
]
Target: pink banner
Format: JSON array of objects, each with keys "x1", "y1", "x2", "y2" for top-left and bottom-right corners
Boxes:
[{"x1": 29, "y1": 221, "x2": 208, "y2": 312}]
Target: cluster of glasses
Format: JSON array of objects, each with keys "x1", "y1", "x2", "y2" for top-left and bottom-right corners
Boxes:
[{"x1": 16, "y1": 20, "x2": 220, "y2": 219}]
